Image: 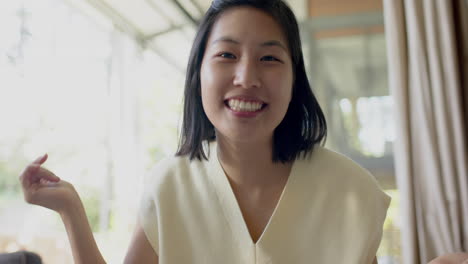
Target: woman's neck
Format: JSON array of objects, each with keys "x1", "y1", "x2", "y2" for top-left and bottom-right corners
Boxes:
[{"x1": 216, "y1": 135, "x2": 291, "y2": 189}]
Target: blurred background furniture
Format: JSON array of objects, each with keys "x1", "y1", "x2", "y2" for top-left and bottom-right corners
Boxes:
[{"x1": 0, "y1": 251, "x2": 42, "y2": 264}]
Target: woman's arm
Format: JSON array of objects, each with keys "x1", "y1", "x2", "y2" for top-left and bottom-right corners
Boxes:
[
  {"x1": 124, "y1": 221, "x2": 159, "y2": 264},
  {"x1": 60, "y1": 196, "x2": 106, "y2": 264},
  {"x1": 20, "y1": 154, "x2": 160, "y2": 263},
  {"x1": 19, "y1": 154, "x2": 106, "y2": 264}
]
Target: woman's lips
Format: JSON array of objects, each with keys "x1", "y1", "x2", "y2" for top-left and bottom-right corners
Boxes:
[{"x1": 224, "y1": 98, "x2": 267, "y2": 117}]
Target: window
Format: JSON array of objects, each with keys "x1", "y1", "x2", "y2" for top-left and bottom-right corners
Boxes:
[
  {"x1": 0, "y1": 0, "x2": 187, "y2": 262},
  {"x1": 302, "y1": 0, "x2": 401, "y2": 263}
]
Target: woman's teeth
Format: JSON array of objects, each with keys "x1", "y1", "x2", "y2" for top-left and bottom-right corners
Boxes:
[{"x1": 227, "y1": 99, "x2": 263, "y2": 112}]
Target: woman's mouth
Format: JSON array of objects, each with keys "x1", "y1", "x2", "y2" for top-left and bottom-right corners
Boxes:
[{"x1": 224, "y1": 98, "x2": 267, "y2": 116}]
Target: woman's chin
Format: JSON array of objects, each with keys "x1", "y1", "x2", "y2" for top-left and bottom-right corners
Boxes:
[{"x1": 216, "y1": 129, "x2": 273, "y2": 145}]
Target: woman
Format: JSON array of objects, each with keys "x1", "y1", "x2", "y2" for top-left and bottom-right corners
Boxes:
[{"x1": 19, "y1": 0, "x2": 390, "y2": 263}]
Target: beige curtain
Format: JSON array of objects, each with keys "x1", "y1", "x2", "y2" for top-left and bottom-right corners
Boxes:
[
  {"x1": 457, "y1": 1, "x2": 468, "y2": 130},
  {"x1": 383, "y1": 0, "x2": 468, "y2": 263}
]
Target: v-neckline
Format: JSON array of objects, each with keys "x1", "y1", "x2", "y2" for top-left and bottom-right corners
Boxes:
[{"x1": 206, "y1": 142, "x2": 298, "y2": 247}]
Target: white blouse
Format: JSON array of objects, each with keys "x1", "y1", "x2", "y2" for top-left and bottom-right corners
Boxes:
[{"x1": 139, "y1": 142, "x2": 391, "y2": 264}]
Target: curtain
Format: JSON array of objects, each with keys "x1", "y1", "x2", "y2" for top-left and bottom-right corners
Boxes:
[{"x1": 383, "y1": 0, "x2": 468, "y2": 263}]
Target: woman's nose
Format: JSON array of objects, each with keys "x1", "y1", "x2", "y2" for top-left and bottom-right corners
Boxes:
[{"x1": 232, "y1": 59, "x2": 261, "y2": 89}]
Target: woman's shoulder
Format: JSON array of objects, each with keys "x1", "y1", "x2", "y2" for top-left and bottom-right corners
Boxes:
[
  {"x1": 299, "y1": 146, "x2": 391, "y2": 218},
  {"x1": 299, "y1": 146, "x2": 390, "y2": 201},
  {"x1": 142, "y1": 154, "x2": 206, "y2": 194},
  {"x1": 302, "y1": 146, "x2": 371, "y2": 178},
  {"x1": 146, "y1": 155, "x2": 192, "y2": 176}
]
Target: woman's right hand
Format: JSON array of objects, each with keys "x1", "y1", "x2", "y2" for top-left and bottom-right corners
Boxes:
[
  {"x1": 20, "y1": 154, "x2": 107, "y2": 264},
  {"x1": 19, "y1": 154, "x2": 79, "y2": 214}
]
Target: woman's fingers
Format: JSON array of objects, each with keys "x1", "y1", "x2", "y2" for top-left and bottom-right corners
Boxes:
[
  {"x1": 18, "y1": 154, "x2": 74, "y2": 212},
  {"x1": 20, "y1": 154, "x2": 60, "y2": 188},
  {"x1": 38, "y1": 168, "x2": 60, "y2": 182},
  {"x1": 20, "y1": 154, "x2": 47, "y2": 181},
  {"x1": 29, "y1": 167, "x2": 61, "y2": 183},
  {"x1": 20, "y1": 163, "x2": 41, "y2": 186},
  {"x1": 32, "y1": 153, "x2": 48, "y2": 165}
]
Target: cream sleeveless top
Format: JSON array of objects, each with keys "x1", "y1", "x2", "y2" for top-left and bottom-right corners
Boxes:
[{"x1": 139, "y1": 143, "x2": 391, "y2": 264}]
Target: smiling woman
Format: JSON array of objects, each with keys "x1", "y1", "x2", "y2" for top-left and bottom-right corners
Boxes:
[
  {"x1": 18, "y1": 0, "x2": 390, "y2": 264},
  {"x1": 200, "y1": 7, "x2": 294, "y2": 152}
]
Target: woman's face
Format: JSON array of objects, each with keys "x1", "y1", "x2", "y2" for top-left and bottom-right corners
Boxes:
[{"x1": 200, "y1": 7, "x2": 293, "y2": 144}]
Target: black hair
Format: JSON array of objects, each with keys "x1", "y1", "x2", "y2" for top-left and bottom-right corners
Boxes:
[{"x1": 176, "y1": 0, "x2": 327, "y2": 162}]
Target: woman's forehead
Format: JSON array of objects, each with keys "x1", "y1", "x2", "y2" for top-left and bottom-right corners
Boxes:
[{"x1": 207, "y1": 6, "x2": 288, "y2": 49}]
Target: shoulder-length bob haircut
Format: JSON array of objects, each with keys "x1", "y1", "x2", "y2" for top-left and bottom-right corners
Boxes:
[{"x1": 176, "y1": 0, "x2": 327, "y2": 162}]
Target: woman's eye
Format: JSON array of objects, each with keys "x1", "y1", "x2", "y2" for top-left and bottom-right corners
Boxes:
[
  {"x1": 219, "y1": 53, "x2": 236, "y2": 59},
  {"x1": 261, "y1": 55, "x2": 280, "y2": 62}
]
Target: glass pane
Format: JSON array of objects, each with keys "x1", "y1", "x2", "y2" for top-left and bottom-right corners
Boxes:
[
  {"x1": 302, "y1": 0, "x2": 401, "y2": 263},
  {"x1": 0, "y1": 0, "x2": 112, "y2": 262}
]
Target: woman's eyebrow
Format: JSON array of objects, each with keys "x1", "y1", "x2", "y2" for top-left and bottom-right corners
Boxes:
[
  {"x1": 212, "y1": 36, "x2": 239, "y2": 45},
  {"x1": 260, "y1": 40, "x2": 287, "y2": 52},
  {"x1": 211, "y1": 36, "x2": 287, "y2": 52}
]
